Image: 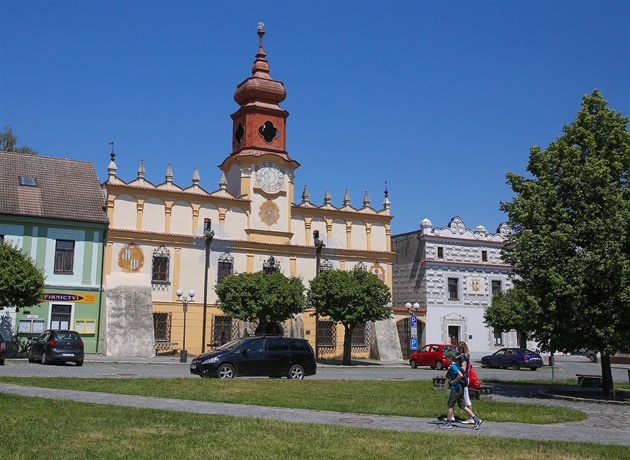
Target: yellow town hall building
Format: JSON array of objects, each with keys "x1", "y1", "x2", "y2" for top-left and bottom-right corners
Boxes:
[{"x1": 101, "y1": 24, "x2": 400, "y2": 360}]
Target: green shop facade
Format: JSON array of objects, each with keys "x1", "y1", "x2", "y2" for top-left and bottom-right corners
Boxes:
[{"x1": 0, "y1": 152, "x2": 108, "y2": 353}]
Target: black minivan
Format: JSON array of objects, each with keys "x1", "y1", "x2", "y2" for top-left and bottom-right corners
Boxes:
[{"x1": 190, "y1": 336, "x2": 317, "y2": 380}]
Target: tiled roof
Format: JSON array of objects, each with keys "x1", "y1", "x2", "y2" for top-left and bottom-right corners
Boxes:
[{"x1": 0, "y1": 152, "x2": 108, "y2": 224}]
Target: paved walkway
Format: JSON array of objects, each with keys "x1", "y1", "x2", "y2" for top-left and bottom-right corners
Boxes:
[{"x1": 0, "y1": 382, "x2": 628, "y2": 446}]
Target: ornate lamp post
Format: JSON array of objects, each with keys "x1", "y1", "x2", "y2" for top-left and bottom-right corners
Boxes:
[
  {"x1": 201, "y1": 218, "x2": 214, "y2": 354},
  {"x1": 313, "y1": 230, "x2": 325, "y2": 360},
  {"x1": 176, "y1": 288, "x2": 195, "y2": 363},
  {"x1": 406, "y1": 302, "x2": 420, "y2": 356}
]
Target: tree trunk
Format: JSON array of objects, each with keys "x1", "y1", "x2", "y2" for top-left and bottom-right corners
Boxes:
[
  {"x1": 342, "y1": 324, "x2": 354, "y2": 366},
  {"x1": 601, "y1": 354, "x2": 614, "y2": 397},
  {"x1": 518, "y1": 331, "x2": 528, "y2": 349}
]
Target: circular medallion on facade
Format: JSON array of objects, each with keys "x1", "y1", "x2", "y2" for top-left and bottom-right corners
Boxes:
[
  {"x1": 118, "y1": 244, "x2": 144, "y2": 272},
  {"x1": 256, "y1": 162, "x2": 284, "y2": 193},
  {"x1": 259, "y1": 200, "x2": 280, "y2": 226}
]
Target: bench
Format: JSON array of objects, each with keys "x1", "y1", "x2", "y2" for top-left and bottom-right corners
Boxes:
[
  {"x1": 469, "y1": 384, "x2": 492, "y2": 400},
  {"x1": 155, "y1": 341, "x2": 178, "y2": 355},
  {"x1": 576, "y1": 374, "x2": 603, "y2": 388}
]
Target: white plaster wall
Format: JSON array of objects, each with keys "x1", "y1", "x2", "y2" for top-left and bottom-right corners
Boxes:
[
  {"x1": 329, "y1": 219, "x2": 346, "y2": 249},
  {"x1": 291, "y1": 216, "x2": 306, "y2": 245},
  {"x1": 311, "y1": 218, "x2": 326, "y2": 246},
  {"x1": 224, "y1": 207, "x2": 247, "y2": 240},
  {"x1": 351, "y1": 220, "x2": 367, "y2": 250},
  {"x1": 371, "y1": 222, "x2": 387, "y2": 251},
  {"x1": 142, "y1": 198, "x2": 165, "y2": 233},
  {"x1": 170, "y1": 201, "x2": 193, "y2": 235},
  {"x1": 113, "y1": 195, "x2": 137, "y2": 229}
]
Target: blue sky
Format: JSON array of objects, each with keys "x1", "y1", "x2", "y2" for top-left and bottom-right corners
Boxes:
[{"x1": 1, "y1": 0, "x2": 628, "y2": 235}]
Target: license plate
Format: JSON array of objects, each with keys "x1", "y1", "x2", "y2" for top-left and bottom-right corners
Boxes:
[
  {"x1": 62, "y1": 353, "x2": 74, "y2": 357},
  {"x1": 190, "y1": 364, "x2": 196, "y2": 369}
]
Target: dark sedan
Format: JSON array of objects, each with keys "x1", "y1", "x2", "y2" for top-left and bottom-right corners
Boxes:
[
  {"x1": 0, "y1": 332, "x2": 6, "y2": 365},
  {"x1": 481, "y1": 347, "x2": 543, "y2": 370},
  {"x1": 29, "y1": 329, "x2": 84, "y2": 366}
]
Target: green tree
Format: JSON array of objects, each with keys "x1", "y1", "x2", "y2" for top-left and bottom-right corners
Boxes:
[
  {"x1": 215, "y1": 271, "x2": 305, "y2": 334},
  {"x1": 0, "y1": 126, "x2": 38, "y2": 154},
  {"x1": 0, "y1": 243, "x2": 46, "y2": 311},
  {"x1": 484, "y1": 287, "x2": 539, "y2": 349},
  {"x1": 501, "y1": 90, "x2": 630, "y2": 395},
  {"x1": 308, "y1": 269, "x2": 391, "y2": 365}
]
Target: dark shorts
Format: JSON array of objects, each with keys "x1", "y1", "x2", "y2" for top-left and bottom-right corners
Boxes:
[{"x1": 447, "y1": 387, "x2": 465, "y2": 409}]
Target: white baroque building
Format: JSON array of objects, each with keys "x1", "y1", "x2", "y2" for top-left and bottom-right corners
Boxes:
[{"x1": 392, "y1": 216, "x2": 527, "y2": 355}]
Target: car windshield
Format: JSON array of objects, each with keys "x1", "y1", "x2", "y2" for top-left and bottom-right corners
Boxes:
[{"x1": 215, "y1": 339, "x2": 242, "y2": 351}]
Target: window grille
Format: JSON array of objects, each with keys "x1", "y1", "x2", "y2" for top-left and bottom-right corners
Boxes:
[
  {"x1": 353, "y1": 261, "x2": 367, "y2": 272},
  {"x1": 263, "y1": 255, "x2": 281, "y2": 273},
  {"x1": 151, "y1": 246, "x2": 170, "y2": 284},
  {"x1": 217, "y1": 253, "x2": 234, "y2": 284},
  {"x1": 153, "y1": 312, "x2": 172, "y2": 341},
  {"x1": 211, "y1": 315, "x2": 238, "y2": 346},
  {"x1": 491, "y1": 280, "x2": 502, "y2": 296},
  {"x1": 317, "y1": 320, "x2": 336, "y2": 355},
  {"x1": 351, "y1": 322, "x2": 370, "y2": 352},
  {"x1": 320, "y1": 259, "x2": 334, "y2": 271},
  {"x1": 448, "y1": 278, "x2": 459, "y2": 300}
]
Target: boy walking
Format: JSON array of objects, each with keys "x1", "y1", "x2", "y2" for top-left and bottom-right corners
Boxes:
[{"x1": 441, "y1": 352, "x2": 483, "y2": 430}]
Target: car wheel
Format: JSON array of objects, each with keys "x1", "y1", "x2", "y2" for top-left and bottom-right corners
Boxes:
[
  {"x1": 530, "y1": 367, "x2": 538, "y2": 371},
  {"x1": 288, "y1": 364, "x2": 305, "y2": 380},
  {"x1": 588, "y1": 353, "x2": 598, "y2": 363},
  {"x1": 0, "y1": 358, "x2": 4, "y2": 365},
  {"x1": 481, "y1": 359, "x2": 491, "y2": 368},
  {"x1": 28, "y1": 351, "x2": 35, "y2": 363},
  {"x1": 435, "y1": 361, "x2": 444, "y2": 370},
  {"x1": 41, "y1": 351, "x2": 49, "y2": 365},
  {"x1": 217, "y1": 364, "x2": 235, "y2": 379},
  {"x1": 512, "y1": 361, "x2": 520, "y2": 370},
  {"x1": 76, "y1": 360, "x2": 83, "y2": 367},
  {"x1": 410, "y1": 360, "x2": 418, "y2": 369}
]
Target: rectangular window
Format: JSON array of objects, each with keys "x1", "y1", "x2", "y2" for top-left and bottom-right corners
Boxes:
[
  {"x1": 447, "y1": 278, "x2": 459, "y2": 300},
  {"x1": 212, "y1": 315, "x2": 235, "y2": 346},
  {"x1": 437, "y1": 246, "x2": 444, "y2": 259},
  {"x1": 492, "y1": 280, "x2": 502, "y2": 296},
  {"x1": 317, "y1": 320, "x2": 336, "y2": 347},
  {"x1": 54, "y1": 240, "x2": 75, "y2": 274},
  {"x1": 75, "y1": 319, "x2": 96, "y2": 334},
  {"x1": 153, "y1": 312, "x2": 172, "y2": 342},
  {"x1": 351, "y1": 322, "x2": 369, "y2": 351},
  {"x1": 151, "y1": 252, "x2": 170, "y2": 284},
  {"x1": 481, "y1": 250, "x2": 488, "y2": 262},
  {"x1": 494, "y1": 330, "x2": 504, "y2": 346},
  {"x1": 217, "y1": 255, "x2": 234, "y2": 284},
  {"x1": 51, "y1": 304, "x2": 71, "y2": 330},
  {"x1": 19, "y1": 176, "x2": 38, "y2": 187}
]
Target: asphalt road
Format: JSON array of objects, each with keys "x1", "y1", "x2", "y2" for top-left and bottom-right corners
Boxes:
[{"x1": 1, "y1": 354, "x2": 628, "y2": 383}]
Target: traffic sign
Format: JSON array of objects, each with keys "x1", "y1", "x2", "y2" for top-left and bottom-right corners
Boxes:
[
  {"x1": 410, "y1": 337, "x2": 418, "y2": 350},
  {"x1": 410, "y1": 315, "x2": 417, "y2": 328}
]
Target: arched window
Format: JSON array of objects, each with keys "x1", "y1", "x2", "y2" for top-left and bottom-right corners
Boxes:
[{"x1": 217, "y1": 253, "x2": 234, "y2": 284}]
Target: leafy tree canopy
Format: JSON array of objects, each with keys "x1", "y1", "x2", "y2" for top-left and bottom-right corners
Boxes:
[
  {"x1": 485, "y1": 287, "x2": 539, "y2": 348},
  {"x1": 215, "y1": 271, "x2": 305, "y2": 331},
  {"x1": 307, "y1": 269, "x2": 391, "y2": 364},
  {"x1": 0, "y1": 243, "x2": 46, "y2": 311},
  {"x1": 1, "y1": 126, "x2": 38, "y2": 154},
  {"x1": 501, "y1": 90, "x2": 630, "y2": 393}
]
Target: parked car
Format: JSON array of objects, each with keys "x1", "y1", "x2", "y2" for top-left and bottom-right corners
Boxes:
[
  {"x1": 409, "y1": 343, "x2": 456, "y2": 370},
  {"x1": 190, "y1": 336, "x2": 317, "y2": 379},
  {"x1": 480, "y1": 347, "x2": 543, "y2": 370},
  {"x1": 572, "y1": 349, "x2": 599, "y2": 363},
  {"x1": 0, "y1": 331, "x2": 6, "y2": 365},
  {"x1": 29, "y1": 329, "x2": 84, "y2": 366}
]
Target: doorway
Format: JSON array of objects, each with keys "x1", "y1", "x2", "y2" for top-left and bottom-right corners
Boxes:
[{"x1": 448, "y1": 325, "x2": 460, "y2": 345}]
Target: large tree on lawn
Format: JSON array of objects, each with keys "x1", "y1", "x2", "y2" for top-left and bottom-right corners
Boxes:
[
  {"x1": 307, "y1": 269, "x2": 391, "y2": 365},
  {"x1": 0, "y1": 243, "x2": 46, "y2": 312},
  {"x1": 214, "y1": 271, "x2": 305, "y2": 335},
  {"x1": 501, "y1": 90, "x2": 630, "y2": 395}
]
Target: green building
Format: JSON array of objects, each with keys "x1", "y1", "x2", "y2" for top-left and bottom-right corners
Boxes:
[{"x1": 0, "y1": 152, "x2": 108, "y2": 353}]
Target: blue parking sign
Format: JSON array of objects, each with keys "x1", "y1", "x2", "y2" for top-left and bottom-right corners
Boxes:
[
  {"x1": 410, "y1": 315, "x2": 417, "y2": 328},
  {"x1": 410, "y1": 337, "x2": 418, "y2": 350}
]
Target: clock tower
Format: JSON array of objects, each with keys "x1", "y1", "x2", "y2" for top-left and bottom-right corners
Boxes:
[{"x1": 220, "y1": 22, "x2": 299, "y2": 243}]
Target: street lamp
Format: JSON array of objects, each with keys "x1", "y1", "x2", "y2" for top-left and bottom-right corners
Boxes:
[
  {"x1": 201, "y1": 218, "x2": 214, "y2": 354},
  {"x1": 406, "y1": 302, "x2": 420, "y2": 356},
  {"x1": 313, "y1": 230, "x2": 325, "y2": 360},
  {"x1": 176, "y1": 288, "x2": 195, "y2": 363}
]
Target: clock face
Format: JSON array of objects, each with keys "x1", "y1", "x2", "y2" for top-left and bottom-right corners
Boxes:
[{"x1": 256, "y1": 162, "x2": 284, "y2": 193}]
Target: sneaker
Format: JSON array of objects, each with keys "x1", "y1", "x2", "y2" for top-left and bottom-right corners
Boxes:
[
  {"x1": 462, "y1": 419, "x2": 475, "y2": 424},
  {"x1": 441, "y1": 422, "x2": 453, "y2": 429},
  {"x1": 474, "y1": 419, "x2": 483, "y2": 430},
  {"x1": 441, "y1": 418, "x2": 456, "y2": 422}
]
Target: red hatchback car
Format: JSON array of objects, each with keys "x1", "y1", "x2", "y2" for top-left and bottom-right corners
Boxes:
[{"x1": 409, "y1": 343, "x2": 456, "y2": 370}]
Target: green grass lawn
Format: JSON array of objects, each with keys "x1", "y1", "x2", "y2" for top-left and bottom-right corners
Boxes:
[
  {"x1": 1, "y1": 392, "x2": 628, "y2": 460},
  {"x1": 0, "y1": 377, "x2": 586, "y2": 424}
]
